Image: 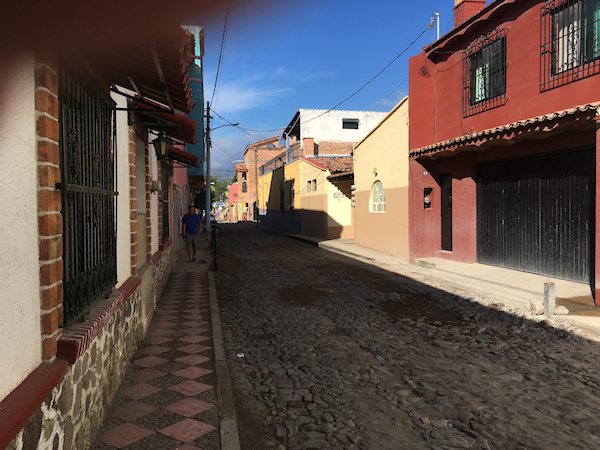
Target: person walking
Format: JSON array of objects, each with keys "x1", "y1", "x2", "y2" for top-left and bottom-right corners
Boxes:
[{"x1": 181, "y1": 205, "x2": 202, "y2": 262}]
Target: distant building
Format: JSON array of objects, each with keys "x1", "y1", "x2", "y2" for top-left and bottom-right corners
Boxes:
[
  {"x1": 259, "y1": 153, "x2": 354, "y2": 239},
  {"x1": 237, "y1": 136, "x2": 286, "y2": 221},
  {"x1": 283, "y1": 109, "x2": 388, "y2": 159}
]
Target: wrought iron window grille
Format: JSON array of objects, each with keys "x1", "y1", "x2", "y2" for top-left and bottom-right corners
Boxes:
[
  {"x1": 161, "y1": 161, "x2": 170, "y2": 244},
  {"x1": 463, "y1": 28, "x2": 509, "y2": 116},
  {"x1": 541, "y1": 0, "x2": 600, "y2": 91},
  {"x1": 57, "y1": 61, "x2": 118, "y2": 326}
]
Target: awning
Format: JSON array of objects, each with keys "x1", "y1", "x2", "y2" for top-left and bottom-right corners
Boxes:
[
  {"x1": 168, "y1": 145, "x2": 199, "y2": 168},
  {"x1": 410, "y1": 103, "x2": 600, "y2": 159},
  {"x1": 132, "y1": 98, "x2": 197, "y2": 145},
  {"x1": 98, "y1": 25, "x2": 195, "y2": 114}
]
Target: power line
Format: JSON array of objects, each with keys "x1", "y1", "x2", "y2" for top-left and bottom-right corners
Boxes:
[
  {"x1": 210, "y1": 1, "x2": 230, "y2": 106},
  {"x1": 212, "y1": 23, "x2": 431, "y2": 134},
  {"x1": 372, "y1": 75, "x2": 409, "y2": 111}
]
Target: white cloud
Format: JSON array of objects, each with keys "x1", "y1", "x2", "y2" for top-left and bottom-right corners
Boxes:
[{"x1": 210, "y1": 77, "x2": 294, "y2": 114}]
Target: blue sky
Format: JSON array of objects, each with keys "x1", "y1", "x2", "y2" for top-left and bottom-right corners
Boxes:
[{"x1": 198, "y1": 0, "x2": 457, "y2": 179}]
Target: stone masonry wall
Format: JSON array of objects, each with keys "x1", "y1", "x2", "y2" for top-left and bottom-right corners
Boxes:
[
  {"x1": 154, "y1": 243, "x2": 173, "y2": 302},
  {"x1": 7, "y1": 287, "x2": 143, "y2": 450}
]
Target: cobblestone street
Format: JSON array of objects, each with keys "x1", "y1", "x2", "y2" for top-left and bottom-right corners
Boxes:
[{"x1": 215, "y1": 223, "x2": 600, "y2": 450}]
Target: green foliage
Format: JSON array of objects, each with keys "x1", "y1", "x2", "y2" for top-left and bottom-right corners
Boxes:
[
  {"x1": 231, "y1": 173, "x2": 238, "y2": 183},
  {"x1": 194, "y1": 174, "x2": 229, "y2": 212}
]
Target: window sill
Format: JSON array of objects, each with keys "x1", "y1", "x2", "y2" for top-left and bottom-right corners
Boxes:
[{"x1": 56, "y1": 277, "x2": 141, "y2": 364}]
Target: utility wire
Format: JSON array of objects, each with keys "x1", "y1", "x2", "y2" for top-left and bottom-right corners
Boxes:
[
  {"x1": 210, "y1": 1, "x2": 230, "y2": 106},
  {"x1": 372, "y1": 75, "x2": 409, "y2": 111},
  {"x1": 213, "y1": 23, "x2": 431, "y2": 134}
]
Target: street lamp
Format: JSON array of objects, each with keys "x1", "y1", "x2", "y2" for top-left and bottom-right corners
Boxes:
[{"x1": 205, "y1": 101, "x2": 238, "y2": 234}]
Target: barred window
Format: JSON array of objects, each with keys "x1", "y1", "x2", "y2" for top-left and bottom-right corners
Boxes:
[
  {"x1": 463, "y1": 29, "x2": 508, "y2": 116},
  {"x1": 541, "y1": 0, "x2": 600, "y2": 90},
  {"x1": 370, "y1": 181, "x2": 385, "y2": 212},
  {"x1": 242, "y1": 182, "x2": 247, "y2": 193},
  {"x1": 58, "y1": 61, "x2": 117, "y2": 325}
]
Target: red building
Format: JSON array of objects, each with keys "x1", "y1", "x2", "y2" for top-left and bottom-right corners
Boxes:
[{"x1": 409, "y1": 0, "x2": 600, "y2": 293}]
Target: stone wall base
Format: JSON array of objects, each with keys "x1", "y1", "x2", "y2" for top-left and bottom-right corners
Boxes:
[{"x1": 7, "y1": 247, "x2": 174, "y2": 450}]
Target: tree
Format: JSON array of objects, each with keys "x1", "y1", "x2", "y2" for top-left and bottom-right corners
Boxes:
[
  {"x1": 231, "y1": 173, "x2": 237, "y2": 183},
  {"x1": 194, "y1": 174, "x2": 229, "y2": 212}
]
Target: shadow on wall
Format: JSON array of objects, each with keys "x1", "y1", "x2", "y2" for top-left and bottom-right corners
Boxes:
[{"x1": 261, "y1": 167, "x2": 346, "y2": 240}]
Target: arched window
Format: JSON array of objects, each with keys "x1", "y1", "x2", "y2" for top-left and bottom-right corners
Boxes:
[
  {"x1": 242, "y1": 182, "x2": 247, "y2": 193},
  {"x1": 370, "y1": 181, "x2": 385, "y2": 212},
  {"x1": 242, "y1": 172, "x2": 247, "y2": 180}
]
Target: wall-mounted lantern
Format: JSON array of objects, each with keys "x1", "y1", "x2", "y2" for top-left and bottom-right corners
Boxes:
[{"x1": 153, "y1": 133, "x2": 170, "y2": 159}]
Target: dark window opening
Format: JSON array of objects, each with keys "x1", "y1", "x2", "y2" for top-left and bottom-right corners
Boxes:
[
  {"x1": 242, "y1": 182, "x2": 247, "y2": 193},
  {"x1": 343, "y1": 119, "x2": 359, "y2": 129},
  {"x1": 463, "y1": 28, "x2": 508, "y2": 116}
]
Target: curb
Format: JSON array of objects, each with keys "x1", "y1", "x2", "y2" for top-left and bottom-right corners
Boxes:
[{"x1": 208, "y1": 271, "x2": 241, "y2": 450}]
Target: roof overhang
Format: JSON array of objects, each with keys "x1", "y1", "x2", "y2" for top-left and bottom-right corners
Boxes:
[
  {"x1": 327, "y1": 172, "x2": 354, "y2": 183},
  {"x1": 131, "y1": 98, "x2": 197, "y2": 144},
  {"x1": 283, "y1": 111, "x2": 301, "y2": 138},
  {"x1": 410, "y1": 104, "x2": 600, "y2": 159},
  {"x1": 166, "y1": 144, "x2": 199, "y2": 168},
  {"x1": 100, "y1": 25, "x2": 195, "y2": 114}
]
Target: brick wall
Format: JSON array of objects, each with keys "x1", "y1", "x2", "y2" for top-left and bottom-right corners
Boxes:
[
  {"x1": 314, "y1": 141, "x2": 354, "y2": 156},
  {"x1": 35, "y1": 53, "x2": 63, "y2": 360},
  {"x1": 453, "y1": 0, "x2": 486, "y2": 27}
]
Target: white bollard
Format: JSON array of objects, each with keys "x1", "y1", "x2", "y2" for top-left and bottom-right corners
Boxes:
[{"x1": 544, "y1": 282, "x2": 555, "y2": 316}]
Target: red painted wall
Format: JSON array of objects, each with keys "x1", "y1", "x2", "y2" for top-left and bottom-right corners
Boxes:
[
  {"x1": 410, "y1": 0, "x2": 600, "y2": 152},
  {"x1": 408, "y1": 0, "x2": 600, "y2": 263}
]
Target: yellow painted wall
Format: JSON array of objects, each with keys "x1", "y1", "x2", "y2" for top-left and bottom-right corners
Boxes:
[
  {"x1": 299, "y1": 159, "x2": 327, "y2": 237},
  {"x1": 354, "y1": 97, "x2": 409, "y2": 259}
]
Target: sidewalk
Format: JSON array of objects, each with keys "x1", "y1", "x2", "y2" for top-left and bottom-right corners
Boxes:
[
  {"x1": 91, "y1": 237, "x2": 239, "y2": 450},
  {"x1": 308, "y1": 237, "x2": 600, "y2": 335}
]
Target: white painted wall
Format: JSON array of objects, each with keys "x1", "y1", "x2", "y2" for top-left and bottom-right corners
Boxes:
[
  {"x1": 113, "y1": 94, "x2": 132, "y2": 286},
  {"x1": 0, "y1": 53, "x2": 42, "y2": 401},
  {"x1": 149, "y1": 139, "x2": 159, "y2": 256},
  {"x1": 299, "y1": 109, "x2": 388, "y2": 144}
]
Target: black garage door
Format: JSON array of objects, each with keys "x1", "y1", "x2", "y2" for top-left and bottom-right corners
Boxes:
[{"x1": 477, "y1": 148, "x2": 594, "y2": 283}]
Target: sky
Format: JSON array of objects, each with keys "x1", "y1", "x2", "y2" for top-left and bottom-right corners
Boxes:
[{"x1": 195, "y1": 0, "x2": 458, "y2": 180}]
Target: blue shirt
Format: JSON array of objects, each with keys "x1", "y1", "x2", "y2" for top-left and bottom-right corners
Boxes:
[{"x1": 181, "y1": 213, "x2": 201, "y2": 235}]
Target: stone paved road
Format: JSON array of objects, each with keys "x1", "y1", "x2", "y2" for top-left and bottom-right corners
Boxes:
[{"x1": 215, "y1": 223, "x2": 600, "y2": 450}]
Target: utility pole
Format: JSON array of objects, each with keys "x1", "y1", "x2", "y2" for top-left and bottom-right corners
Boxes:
[
  {"x1": 254, "y1": 146, "x2": 259, "y2": 227},
  {"x1": 205, "y1": 101, "x2": 212, "y2": 234}
]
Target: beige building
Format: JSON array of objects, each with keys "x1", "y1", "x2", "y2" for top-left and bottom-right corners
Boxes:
[
  {"x1": 259, "y1": 155, "x2": 353, "y2": 239},
  {"x1": 354, "y1": 97, "x2": 409, "y2": 259}
]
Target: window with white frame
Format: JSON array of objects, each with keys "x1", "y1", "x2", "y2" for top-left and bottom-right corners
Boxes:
[
  {"x1": 370, "y1": 181, "x2": 385, "y2": 212},
  {"x1": 307, "y1": 181, "x2": 312, "y2": 192},
  {"x1": 312, "y1": 179, "x2": 317, "y2": 191}
]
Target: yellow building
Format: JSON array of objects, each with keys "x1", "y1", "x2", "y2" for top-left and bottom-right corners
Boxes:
[
  {"x1": 353, "y1": 97, "x2": 409, "y2": 259},
  {"x1": 258, "y1": 155, "x2": 353, "y2": 239}
]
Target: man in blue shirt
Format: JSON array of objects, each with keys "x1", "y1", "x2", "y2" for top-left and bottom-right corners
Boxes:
[{"x1": 181, "y1": 205, "x2": 202, "y2": 262}]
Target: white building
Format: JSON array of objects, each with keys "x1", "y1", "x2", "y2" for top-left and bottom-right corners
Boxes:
[{"x1": 283, "y1": 109, "x2": 389, "y2": 156}]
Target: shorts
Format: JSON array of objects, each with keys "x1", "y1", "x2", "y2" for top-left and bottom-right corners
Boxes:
[{"x1": 185, "y1": 233, "x2": 200, "y2": 249}]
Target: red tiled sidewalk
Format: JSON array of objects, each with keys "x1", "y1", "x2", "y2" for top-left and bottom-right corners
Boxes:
[{"x1": 91, "y1": 256, "x2": 219, "y2": 450}]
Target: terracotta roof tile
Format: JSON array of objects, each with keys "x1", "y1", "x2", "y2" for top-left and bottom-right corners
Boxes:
[
  {"x1": 308, "y1": 157, "x2": 353, "y2": 174},
  {"x1": 410, "y1": 103, "x2": 600, "y2": 157}
]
